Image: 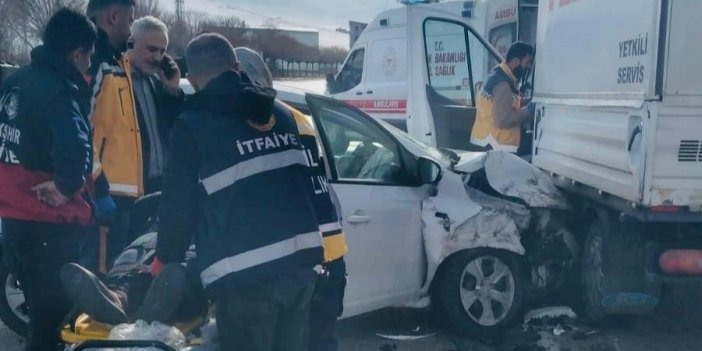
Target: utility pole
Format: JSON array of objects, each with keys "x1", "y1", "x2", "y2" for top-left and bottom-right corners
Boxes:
[{"x1": 175, "y1": 0, "x2": 184, "y2": 21}]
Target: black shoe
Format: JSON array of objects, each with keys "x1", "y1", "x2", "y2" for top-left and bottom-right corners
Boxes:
[
  {"x1": 60, "y1": 263, "x2": 128, "y2": 325},
  {"x1": 134, "y1": 263, "x2": 186, "y2": 323}
]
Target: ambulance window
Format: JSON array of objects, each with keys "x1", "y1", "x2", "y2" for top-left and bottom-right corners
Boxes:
[
  {"x1": 424, "y1": 20, "x2": 472, "y2": 105},
  {"x1": 337, "y1": 48, "x2": 365, "y2": 92},
  {"x1": 469, "y1": 27, "x2": 503, "y2": 100},
  {"x1": 488, "y1": 23, "x2": 517, "y2": 74}
]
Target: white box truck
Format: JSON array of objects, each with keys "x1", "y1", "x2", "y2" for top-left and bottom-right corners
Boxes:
[{"x1": 531, "y1": 0, "x2": 702, "y2": 321}]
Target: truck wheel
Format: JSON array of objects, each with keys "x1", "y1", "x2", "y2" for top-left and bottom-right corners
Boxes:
[
  {"x1": 581, "y1": 223, "x2": 610, "y2": 323},
  {"x1": 433, "y1": 249, "x2": 525, "y2": 336},
  {"x1": 0, "y1": 262, "x2": 28, "y2": 337},
  {"x1": 581, "y1": 215, "x2": 661, "y2": 324}
]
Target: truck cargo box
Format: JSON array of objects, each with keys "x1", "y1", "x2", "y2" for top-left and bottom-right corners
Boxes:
[{"x1": 532, "y1": 0, "x2": 702, "y2": 212}]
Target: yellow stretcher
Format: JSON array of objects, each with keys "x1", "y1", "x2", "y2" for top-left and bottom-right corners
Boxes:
[{"x1": 62, "y1": 313, "x2": 206, "y2": 350}]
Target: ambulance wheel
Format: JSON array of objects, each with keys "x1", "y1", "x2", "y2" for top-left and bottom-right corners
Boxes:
[
  {"x1": 0, "y1": 262, "x2": 28, "y2": 337},
  {"x1": 433, "y1": 249, "x2": 525, "y2": 336}
]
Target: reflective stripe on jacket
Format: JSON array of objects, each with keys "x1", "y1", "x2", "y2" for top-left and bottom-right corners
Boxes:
[{"x1": 286, "y1": 102, "x2": 348, "y2": 262}]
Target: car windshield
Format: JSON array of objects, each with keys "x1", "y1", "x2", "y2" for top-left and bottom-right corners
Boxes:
[{"x1": 377, "y1": 119, "x2": 451, "y2": 164}]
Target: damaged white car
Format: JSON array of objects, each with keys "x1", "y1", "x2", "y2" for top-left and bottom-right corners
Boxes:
[{"x1": 305, "y1": 95, "x2": 578, "y2": 335}]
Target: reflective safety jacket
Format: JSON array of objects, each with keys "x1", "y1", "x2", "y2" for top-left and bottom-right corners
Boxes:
[
  {"x1": 471, "y1": 63, "x2": 521, "y2": 152},
  {"x1": 89, "y1": 30, "x2": 143, "y2": 197}
]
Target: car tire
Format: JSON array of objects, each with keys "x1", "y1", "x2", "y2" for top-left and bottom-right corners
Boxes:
[
  {"x1": 0, "y1": 261, "x2": 28, "y2": 337},
  {"x1": 581, "y1": 215, "x2": 661, "y2": 325},
  {"x1": 433, "y1": 248, "x2": 526, "y2": 336}
]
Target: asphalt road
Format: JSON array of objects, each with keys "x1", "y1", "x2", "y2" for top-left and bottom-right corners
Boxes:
[{"x1": 3, "y1": 285, "x2": 702, "y2": 351}]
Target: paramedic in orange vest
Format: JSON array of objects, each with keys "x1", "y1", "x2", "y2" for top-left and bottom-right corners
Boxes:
[{"x1": 471, "y1": 42, "x2": 535, "y2": 155}]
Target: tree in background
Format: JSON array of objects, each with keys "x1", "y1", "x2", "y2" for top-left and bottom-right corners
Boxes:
[
  {"x1": 0, "y1": 0, "x2": 86, "y2": 63},
  {"x1": 0, "y1": 0, "x2": 347, "y2": 76},
  {"x1": 135, "y1": 0, "x2": 162, "y2": 18}
]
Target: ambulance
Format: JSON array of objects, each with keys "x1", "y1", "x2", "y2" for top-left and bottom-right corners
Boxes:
[{"x1": 326, "y1": 0, "x2": 537, "y2": 150}]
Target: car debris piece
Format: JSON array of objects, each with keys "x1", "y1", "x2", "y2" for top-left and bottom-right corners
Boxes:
[{"x1": 524, "y1": 306, "x2": 577, "y2": 326}]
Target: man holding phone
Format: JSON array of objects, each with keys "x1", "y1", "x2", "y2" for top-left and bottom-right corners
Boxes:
[{"x1": 126, "y1": 16, "x2": 183, "y2": 194}]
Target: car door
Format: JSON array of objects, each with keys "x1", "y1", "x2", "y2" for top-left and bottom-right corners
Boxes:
[
  {"x1": 305, "y1": 94, "x2": 427, "y2": 318},
  {"x1": 406, "y1": 6, "x2": 502, "y2": 150}
]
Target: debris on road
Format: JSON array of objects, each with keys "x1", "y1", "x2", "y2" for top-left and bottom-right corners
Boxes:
[
  {"x1": 376, "y1": 326, "x2": 437, "y2": 341},
  {"x1": 524, "y1": 306, "x2": 577, "y2": 326}
]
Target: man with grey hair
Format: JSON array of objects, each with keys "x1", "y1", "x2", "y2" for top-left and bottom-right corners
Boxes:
[
  {"x1": 155, "y1": 33, "x2": 324, "y2": 351},
  {"x1": 127, "y1": 15, "x2": 182, "y2": 193}
]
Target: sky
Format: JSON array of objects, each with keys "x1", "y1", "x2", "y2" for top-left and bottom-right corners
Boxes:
[{"x1": 161, "y1": 0, "x2": 405, "y2": 48}]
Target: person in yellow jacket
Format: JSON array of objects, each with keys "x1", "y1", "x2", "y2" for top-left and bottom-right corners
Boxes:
[
  {"x1": 235, "y1": 47, "x2": 349, "y2": 351},
  {"x1": 471, "y1": 42, "x2": 535, "y2": 155}
]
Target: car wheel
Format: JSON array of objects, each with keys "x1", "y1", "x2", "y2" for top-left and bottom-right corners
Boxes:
[
  {"x1": 0, "y1": 261, "x2": 28, "y2": 337},
  {"x1": 434, "y1": 249, "x2": 525, "y2": 336}
]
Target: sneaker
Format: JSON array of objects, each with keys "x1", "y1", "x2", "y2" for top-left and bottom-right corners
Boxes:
[
  {"x1": 134, "y1": 263, "x2": 186, "y2": 323},
  {"x1": 60, "y1": 263, "x2": 128, "y2": 325}
]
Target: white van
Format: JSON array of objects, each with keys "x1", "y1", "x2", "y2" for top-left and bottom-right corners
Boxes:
[{"x1": 327, "y1": 0, "x2": 534, "y2": 150}]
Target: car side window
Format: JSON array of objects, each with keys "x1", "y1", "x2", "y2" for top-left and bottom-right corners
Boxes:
[
  {"x1": 336, "y1": 48, "x2": 365, "y2": 92},
  {"x1": 313, "y1": 101, "x2": 407, "y2": 184}
]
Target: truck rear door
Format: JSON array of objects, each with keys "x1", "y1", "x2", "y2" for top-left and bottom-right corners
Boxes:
[{"x1": 647, "y1": 0, "x2": 702, "y2": 208}]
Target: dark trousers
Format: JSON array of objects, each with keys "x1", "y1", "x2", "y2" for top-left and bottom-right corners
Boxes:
[
  {"x1": 107, "y1": 263, "x2": 207, "y2": 321},
  {"x1": 79, "y1": 196, "x2": 134, "y2": 274},
  {"x1": 1, "y1": 219, "x2": 83, "y2": 351},
  {"x1": 310, "y1": 258, "x2": 347, "y2": 351},
  {"x1": 215, "y1": 270, "x2": 317, "y2": 351}
]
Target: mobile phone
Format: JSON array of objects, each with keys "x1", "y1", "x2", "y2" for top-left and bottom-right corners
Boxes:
[{"x1": 160, "y1": 55, "x2": 177, "y2": 80}]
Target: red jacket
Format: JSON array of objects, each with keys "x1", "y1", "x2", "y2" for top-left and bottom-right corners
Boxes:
[{"x1": 0, "y1": 166, "x2": 92, "y2": 225}]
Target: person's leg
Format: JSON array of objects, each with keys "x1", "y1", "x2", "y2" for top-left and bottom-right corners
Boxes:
[
  {"x1": 107, "y1": 266, "x2": 153, "y2": 318},
  {"x1": 134, "y1": 263, "x2": 186, "y2": 323},
  {"x1": 108, "y1": 196, "x2": 135, "y2": 266},
  {"x1": 4, "y1": 220, "x2": 81, "y2": 351},
  {"x1": 215, "y1": 281, "x2": 278, "y2": 351},
  {"x1": 171, "y1": 264, "x2": 208, "y2": 322},
  {"x1": 60, "y1": 263, "x2": 128, "y2": 325},
  {"x1": 309, "y1": 258, "x2": 347, "y2": 351},
  {"x1": 274, "y1": 270, "x2": 317, "y2": 351},
  {"x1": 78, "y1": 223, "x2": 101, "y2": 275}
]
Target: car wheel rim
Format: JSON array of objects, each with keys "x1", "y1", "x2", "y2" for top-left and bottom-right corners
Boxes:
[
  {"x1": 459, "y1": 255, "x2": 515, "y2": 327},
  {"x1": 5, "y1": 274, "x2": 29, "y2": 323}
]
